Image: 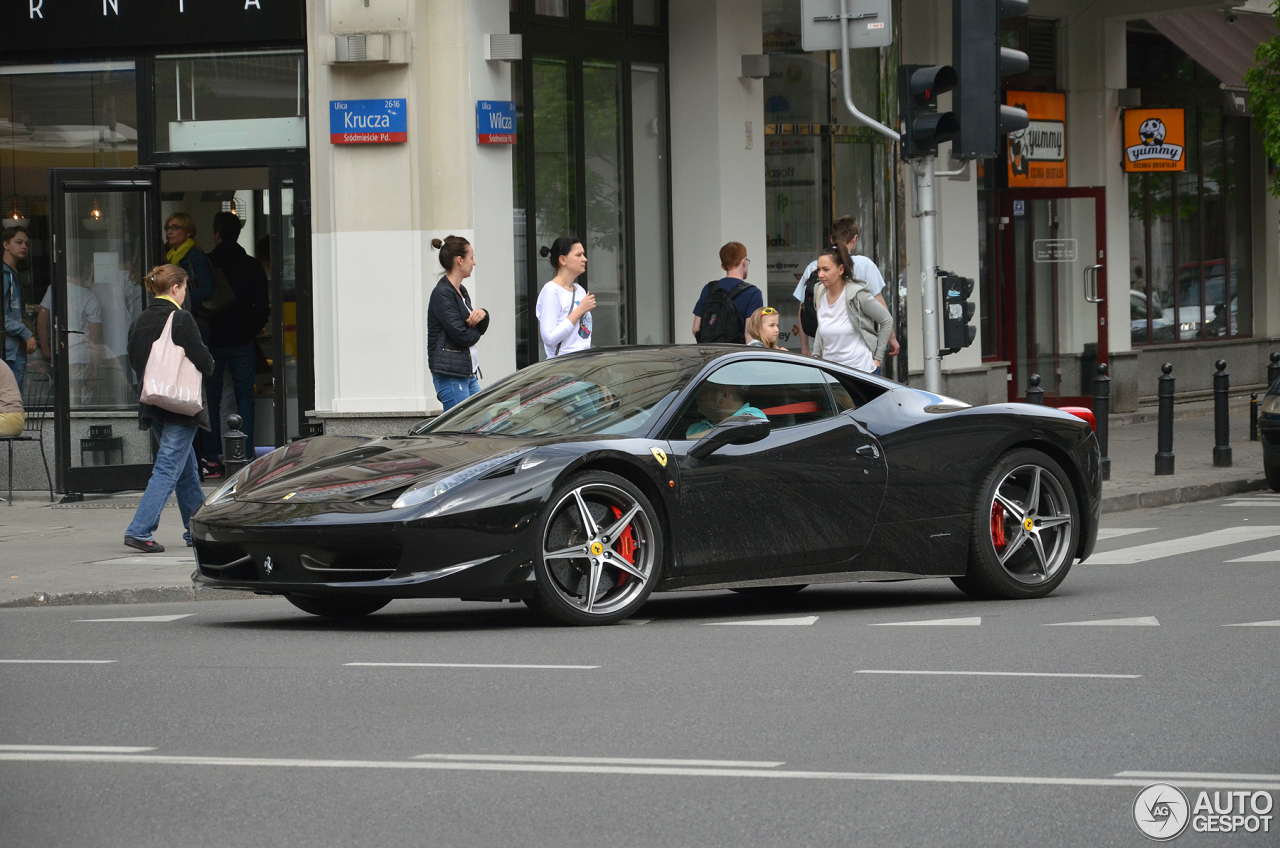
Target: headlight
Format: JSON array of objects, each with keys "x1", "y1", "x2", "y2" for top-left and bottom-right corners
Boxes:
[
  {"x1": 392, "y1": 450, "x2": 533, "y2": 511},
  {"x1": 206, "y1": 463, "x2": 254, "y2": 506},
  {"x1": 1263, "y1": 394, "x2": 1280, "y2": 416}
]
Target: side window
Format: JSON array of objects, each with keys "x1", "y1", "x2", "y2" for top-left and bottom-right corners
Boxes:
[
  {"x1": 825, "y1": 372, "x2": 857, "y2": 413},
  {"x1": 667, "y1": 360, "x2": 836, "y2": 439}
]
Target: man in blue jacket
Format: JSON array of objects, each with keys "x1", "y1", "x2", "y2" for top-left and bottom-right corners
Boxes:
[{"x1": 2, "y1": 227, "x2": 35, "y2": 388}]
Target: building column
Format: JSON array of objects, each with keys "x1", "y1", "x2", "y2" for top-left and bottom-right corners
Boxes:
[
  {"x1": 669, "y1": 0, "x2": 767, "y2": 339},
  {"x1": 307, "y1": 0, "x2": 514, "y2": 428}
]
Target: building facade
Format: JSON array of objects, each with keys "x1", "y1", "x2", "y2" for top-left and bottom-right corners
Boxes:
[{"x1": 1, "y1": 0, "x2": 1277, "y2": 492}]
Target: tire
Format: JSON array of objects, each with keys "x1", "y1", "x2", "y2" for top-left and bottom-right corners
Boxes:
[
  {"x1": 1267, "y1": 463, "x2": 1280, "y2": 493},
  {"x1": 285, "y1": 594, "x2": 391, "y2": 618},
  {"x1": 525, "y1": 471, "x2": 663, "y2": 626},
  {"x1": 952, "y1": 448, "x2": 1079, "y2": 601},
  {"x1": 729, "y1": 585, "x2": 808, "y2": 596}
]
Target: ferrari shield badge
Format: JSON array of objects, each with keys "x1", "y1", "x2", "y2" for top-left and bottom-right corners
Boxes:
[{"x1": 650, "y1": 447, "x2": 668, "y2": 467}]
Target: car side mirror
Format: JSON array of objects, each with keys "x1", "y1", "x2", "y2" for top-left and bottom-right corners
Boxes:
[{"x1": 688, "y1": 414, "x2": 771, "y2": 459}]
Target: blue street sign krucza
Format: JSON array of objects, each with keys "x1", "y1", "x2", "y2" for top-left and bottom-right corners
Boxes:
[{"x1": 330, "y1": 99, "x2": 407, "y2": 145}]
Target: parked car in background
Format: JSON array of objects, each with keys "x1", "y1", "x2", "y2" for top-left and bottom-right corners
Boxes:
[
  {"x1": 1168, "y1": 259, "x2": 1238, "y2": 341},
  {"x1": 1130, "y1": 290, "x2": 1174, "y2": 344},
  {"x1": 1261, "y1": 375, "x2": 1280, "y2": 491}
]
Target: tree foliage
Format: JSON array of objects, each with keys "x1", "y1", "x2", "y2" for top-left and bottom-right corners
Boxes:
[{"x1": 1244, "y1": 0, "x2": 1280, "y2": 197}]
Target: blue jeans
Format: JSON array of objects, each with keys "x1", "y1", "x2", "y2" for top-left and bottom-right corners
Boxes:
[
  {"x1": 202, "y1": 343, "x2": 257, "y2": 460},
  {"x1": 125, "y1": 421, "x2": 205, "y2": 545},
  {"x1": 433, "y1": 373, "x2": 480, "y2": 411},
  {"x1": 4, "y1": 356, "x2": 24, "y2": 391}
]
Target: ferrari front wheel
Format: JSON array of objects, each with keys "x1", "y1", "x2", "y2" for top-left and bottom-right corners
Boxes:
[
  {"x1": 527, "y1": 471, "x2": 663, "y2": 626},
  {"x1": 953, "y1": 448, "x2": 1078, "y2": 600}
]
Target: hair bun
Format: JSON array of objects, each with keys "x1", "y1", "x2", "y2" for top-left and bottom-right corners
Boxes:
[
  {"x1": 430, "y1": 238, "x2": 444, "y2": 250},
  {"x1": 539, "y1": 245, "x2": 551, "y2": 258}
]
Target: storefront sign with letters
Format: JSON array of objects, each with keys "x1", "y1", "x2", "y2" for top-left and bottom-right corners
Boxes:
[
  {"x1": 1006, "y1": 91, "x2": 1067, "y2": 188},
  {"x1": 1123, "y1": 108, "x2": 1186, "y2": 172}
]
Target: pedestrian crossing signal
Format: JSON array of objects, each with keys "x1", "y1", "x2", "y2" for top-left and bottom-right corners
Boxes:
[{"x1": 942, "y1": 274, "x2": 977, "y2": 353}]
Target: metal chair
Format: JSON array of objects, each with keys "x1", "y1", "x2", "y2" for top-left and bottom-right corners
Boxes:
[{"x1": 2, "y1": 370, "x2": 54, "y2": 504}]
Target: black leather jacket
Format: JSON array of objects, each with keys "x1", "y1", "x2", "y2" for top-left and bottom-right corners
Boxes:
[{"x1": 427, "y1": 279, "x2": 489, "y2": 378}]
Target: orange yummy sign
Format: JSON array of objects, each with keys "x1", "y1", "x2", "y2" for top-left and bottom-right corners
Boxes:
[{"x1": 1123, "y1": 108, "x2": 1186, "y2": 172}]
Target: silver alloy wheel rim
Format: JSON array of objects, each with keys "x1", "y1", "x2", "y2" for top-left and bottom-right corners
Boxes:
[
  {"x1": 541, "y1": 482, "x2": 656, "y2": 616},
  {"x1": 989, "y1": 463, "x2": 1074, "y2": 584}
]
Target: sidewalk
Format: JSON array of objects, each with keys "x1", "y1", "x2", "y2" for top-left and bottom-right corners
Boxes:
[{"x1": 0, "y1": 398, "x2": 1270, "y2": 608}]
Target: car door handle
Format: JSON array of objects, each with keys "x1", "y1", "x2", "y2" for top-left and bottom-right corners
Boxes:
[{"x1": 855, "y1": 444, "x2": 880, "y2": 459}]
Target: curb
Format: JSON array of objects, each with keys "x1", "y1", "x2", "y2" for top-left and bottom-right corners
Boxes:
[
  {"x1": 1102, "y1": 476, "x2": 1270, "y2": 514},
  {"x1": 0, "y1": 586, "x2": 266, "y2": 609}
]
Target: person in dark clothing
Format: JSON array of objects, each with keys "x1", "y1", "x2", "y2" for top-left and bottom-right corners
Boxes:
[
  {"x1": 427, "y1": 235, "x2": 489, "y2": 411},
  {"x1": 200, "y1": 212, "x2": 271, "y2": 476},
  {"x1": 691, "y1": 241, "x2": 763, "y2": 342},
  {"x1": 124, "y1": 264, "x2": 215, "y2": 553}
]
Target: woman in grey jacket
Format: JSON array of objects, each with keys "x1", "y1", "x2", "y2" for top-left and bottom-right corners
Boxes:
[{"x1": 811, "y1": 243, "x2": 893, "y2": 374}]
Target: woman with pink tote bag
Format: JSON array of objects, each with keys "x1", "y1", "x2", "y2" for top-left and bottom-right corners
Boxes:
[{"x1": 123, "y1": 264, "x2": 214, "y2": 553}]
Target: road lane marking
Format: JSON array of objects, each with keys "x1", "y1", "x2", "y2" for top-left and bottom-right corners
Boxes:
[
  {"x1": 412, "y1": 754, "x2": 786, "y2": 768},
  {"x1": 1222, "y1": 620, "x2": 1280, "y2": 627},
  {"x1": 871, "y1": 617, "x2": 980, "y2": 626},
  {"x1": 344, "y1": 662, "x2": 599, "y2": 669},
  {"x1": 0, "y1": 745, "x2": 154, "y2": 753},
  {"x1": 2, "y1": 751, "x2": 1275, "y2": 791},
  {"x1": 0, "y1": 659, "x2": 115, "y2": 664},
  {"x1": 1087, "y1": 526, "x2": 1280, "y2": 565},
  {"x1": 76, "y1": 614, "x2": 194, "y2": 623},
  {"x1": 702, "y1": 616, "x2": 818, "y2": 626},
  {"x1": 1225, "y1": 550, "x2": 1280, "y2": 562},
  {"x1": 1117, "y1": 770, "x2": 1280, "y2": 782},
  {"x1": 855, "y1": 670, "x2": 1139, "y2": 679},
  {"x1": 1095, "y1": 528, "x2": 1156, "y2": 540},
  {"x1": 1044, "y1": 616, "x2": 1160, "y2": 627}
]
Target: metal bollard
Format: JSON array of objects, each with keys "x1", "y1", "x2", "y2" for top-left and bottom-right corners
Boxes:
[
  {"x1": 1250, "y1": 393, "x2": 1259, "y2": 442},
  {"x1": 1213, "y1": 360, "x2": 1231, "y2": 467},
  {"x1": 1270, "y1": 352, "x2": 1280, "y2": 391},
  {"x1": 1155, "y1": 363, "x2": 1175, "y2": 476},
  {"x1": 1093, "y1": 363, "x2": 1111, "y2": 481},
  {"x1": 1026, "y1": 373, "x2": 1044, "y2": 405},
  {"x1": 222, "y1": 414, "x2": 249, "y2": 478}
]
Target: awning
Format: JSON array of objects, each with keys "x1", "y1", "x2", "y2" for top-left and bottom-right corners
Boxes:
[{"x1": 1148, "y1": 8, "x2": 1279, "y2": 89}]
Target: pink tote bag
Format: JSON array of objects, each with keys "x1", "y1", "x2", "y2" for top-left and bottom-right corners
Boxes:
[{"x1": 139, "y1": 311, "x2": 204, "y2": 416}]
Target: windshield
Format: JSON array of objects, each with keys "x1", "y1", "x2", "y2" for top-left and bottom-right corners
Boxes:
[{"x1": 420, "y1": 353, "x2": 698, "y2": 438}]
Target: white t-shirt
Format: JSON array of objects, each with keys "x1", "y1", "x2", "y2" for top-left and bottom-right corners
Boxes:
[
  {"x1": 536, "y1": 280, "x2": 593, "y2": 359},
  {"x1": 816, "y1": 288, "x2": 875, "y2": 373},
  {"x1": 792, "y1": 255, "x2": 885, "y2": 303},
  {"x1": 40, "y1": 285, "x2": 103, "y2": 365}
]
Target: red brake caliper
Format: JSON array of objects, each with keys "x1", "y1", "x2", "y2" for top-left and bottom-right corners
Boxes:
[
  {"x1": 991, "y1": 501, "x2": 1006, "y2": 551},
  {"x1": 608, "y1": 506, "x2": 637, "y2": 584}
]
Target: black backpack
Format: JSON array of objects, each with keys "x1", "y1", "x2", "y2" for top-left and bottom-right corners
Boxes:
[
  {"x1": 799, "y1": 266, "x2": 821, "y2": 338},
  {"x1": 696, "y1": 281, "x2": 751, "y2": 344}
]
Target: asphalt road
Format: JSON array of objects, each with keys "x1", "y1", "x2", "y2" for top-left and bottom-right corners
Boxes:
[{"x1": 3, "y1": 492, "x2": 1278, "y2": 847}]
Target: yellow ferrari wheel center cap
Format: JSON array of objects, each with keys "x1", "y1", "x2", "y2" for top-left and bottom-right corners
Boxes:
[
  {"x1": 590, "y1": 542, "x2": 604, "y2": 557},
  {"x1": 1023, "y1": 517, "x2": 1035, "y2": 532}
]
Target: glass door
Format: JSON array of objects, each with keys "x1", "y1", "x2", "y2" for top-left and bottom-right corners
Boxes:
[
  {"x1": 265, "y1": 164, "x2": 311, "y2": 445},
  {"x1": 1001, "y1": 188, "x2": 1108, "y2": 407},
  {"x1": 49, "y1": 169, "x2": 160, "y2": 494}
]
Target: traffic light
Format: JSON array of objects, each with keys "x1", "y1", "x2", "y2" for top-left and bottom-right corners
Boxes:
[
  {"x1": 942, "y1": 274, "x2": 977, "y2": 352},
  {"x1": 951, "y1": 0, "x2": 1030, "y2": 159},
  {"x1": 897, "y1": 64, "x2": 958, "y2": 160}
]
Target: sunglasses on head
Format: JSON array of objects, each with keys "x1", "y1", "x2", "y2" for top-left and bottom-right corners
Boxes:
[{"x1": 760, "y1": 307, "x2": 778, "y2": 315}]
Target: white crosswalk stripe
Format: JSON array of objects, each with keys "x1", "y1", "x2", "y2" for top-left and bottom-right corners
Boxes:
[
  {"x1": 1095, "y1": 527, "x2": 1156, "y2": 541},
  {"x1": 1044, "y1": 616, "x2": 1160, "y2": 627},
  {"x1": 1087, "y1": 526, "x2": 1280, "y2": 565},
  {"x1": 1225, "y1": 549, "x2": 1280, "y2": 562}
]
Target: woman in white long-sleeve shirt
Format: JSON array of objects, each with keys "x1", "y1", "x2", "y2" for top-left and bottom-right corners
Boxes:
[{"x1": 536, "y1": 237, "x2": 595, "y2": 358}]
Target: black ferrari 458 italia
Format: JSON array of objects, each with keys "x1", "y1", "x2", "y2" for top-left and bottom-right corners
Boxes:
[{"x1": 191, "y1": 347, "x2": 1101, "y2": 625}]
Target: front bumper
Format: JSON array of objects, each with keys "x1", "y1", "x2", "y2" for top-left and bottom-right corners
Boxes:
[{"x1": 190, "y1": 499, "x2": 541, "y2": 600}]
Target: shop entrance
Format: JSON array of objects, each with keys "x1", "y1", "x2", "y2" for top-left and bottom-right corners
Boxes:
[
  {"x1": 49, "y1": 164, "x2": 310, "y2": 495},
  {"x1": 1000, "y1": 187, "x2": 1108, "y2": 407}
]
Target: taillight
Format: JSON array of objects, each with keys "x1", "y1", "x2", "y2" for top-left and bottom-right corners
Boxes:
[{"x1": 1059, "y1": 405, "x2": 1096, "y2": 431}]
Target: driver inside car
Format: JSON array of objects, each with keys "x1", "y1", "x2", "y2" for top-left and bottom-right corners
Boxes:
[{"x1": 685, "y1": 382, "x2": 767, "y2": 439}]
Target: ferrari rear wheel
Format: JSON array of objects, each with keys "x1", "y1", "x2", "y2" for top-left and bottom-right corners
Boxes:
[
  {"x1": 953, "y1": 448, "x2": 1078, "y2": 600},
  {"x1": 527, "y1": 471, "x2": 663, "y2": 626},
  {"x1": 284, "y1": 594, "x2": 391, "y2": 619}
]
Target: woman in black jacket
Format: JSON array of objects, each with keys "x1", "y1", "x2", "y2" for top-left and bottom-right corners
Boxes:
[
  {"x1": 427, "y1": 235, "x2": 489, "y2": 411},
  {"x1": 123, "y1": 264, "x2": 215, "y2": 553}
]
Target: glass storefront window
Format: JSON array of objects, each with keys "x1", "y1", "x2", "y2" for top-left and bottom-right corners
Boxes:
[
  {"x1": 634, "y1": 0, "x2": 661, "y2": 27},
  {"x1": 586, "y1": 0, "x2": 618, "y2": 22},
  {"x1": 0, "y1": 63, "x2": 138, "y2": 377},
  {"x1": 154, "y1": 50, "x2": 306, "y2": 153},
  {"x1": 583, "y1": 60, "x2": 625, "y2": 347},
  {"x1": 631, "y1": 63, "x2": 671, "y2": 346}
]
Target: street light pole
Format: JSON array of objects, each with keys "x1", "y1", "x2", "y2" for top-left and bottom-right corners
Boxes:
[{"x1": 913, "y1": 156, "x2": 942, "y2": 393}]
